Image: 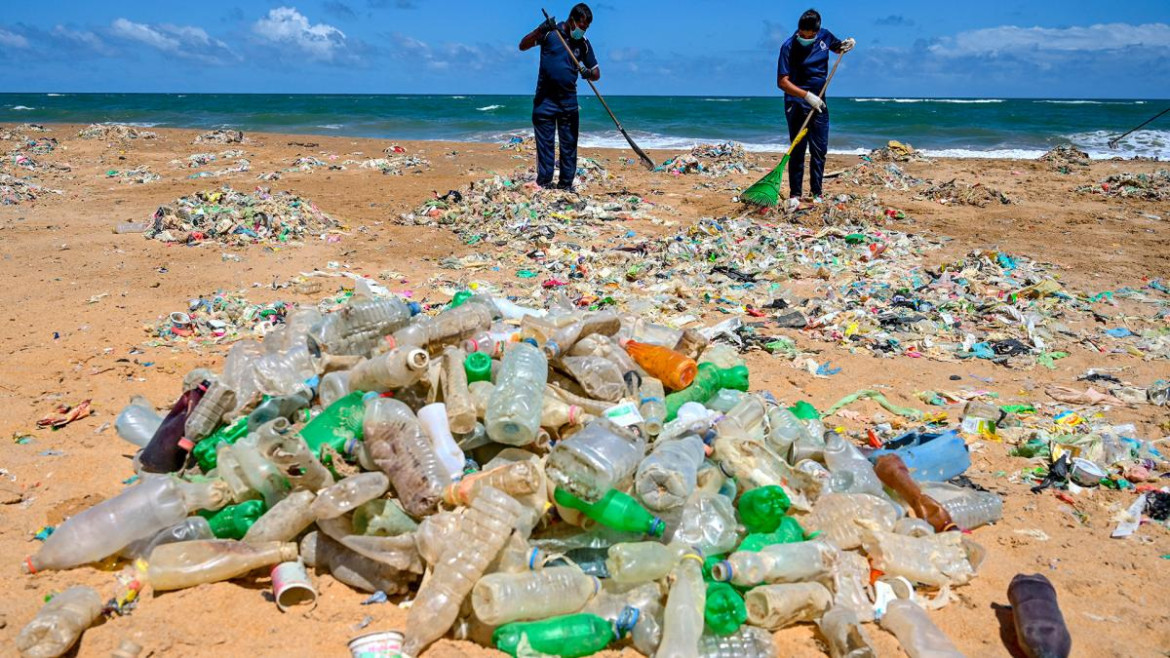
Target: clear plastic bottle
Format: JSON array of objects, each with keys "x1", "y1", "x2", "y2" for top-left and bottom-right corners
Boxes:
[
  {"x1": 606, "y1": 542, "x2": 686, "y2": 584},
  {"x1": 472, "y1": 565, "x2": 600, "y2": 625},
  {"x1": 184, "y1": 380, "x2": 237, "y2": 442},
  {"x1": 443, "y1": 460, "x2": 543, "y2": 507},
  {"x1": 440, "y1": 346, "x2": 478, "y2": 434},
  {"x1": 417, "y1": 402, "x2": 466, "y2": 479},
  {"x1": 346, "y1": 347, "x2": 429, "y2": 393},
  {"x1": 919, "y1": 482, "x2": 1003, "y2": 530},
  {"x1": 391, "y1": 302, "x2": 493, "y2": 354},
  {"x1": 147, "y1": 539, "x2": 298, "y2": 591},
  {"x1": 362, "y1": 396, "x2": 451, "y2": 517},
  {"x1": 244, "y1": 490, "x2": 317, "y2": 543},
  {"x1": 542, "y1": 394, "x2": 587, "y2": 431},
  {"x1": 115, "y1": 396, "x2": 162, "y2": 448},
  {"x1": 861, "y1": 529, "x2": 976, "y2": 587},
  {"x1": 706, "y1": 389, "x2": 745, "y2": 413},
  {"x1": 880, "y1": 599, "x2": 965, "y2": 658},
  {"x1": 300, "y1": 531, "x2": 414, "y2": 595},
  {"x1": 547, "y1": 419, "x2": 647, "y2": 503},
  {"x1": 24, "y1": 476, "x2": 228, "y2": 573},
  {"x1": 717, "y1": 395, "x2": 767, "y2": 440},
  {"x1": 15, "y1": 586, "x2": 103, "y2": 658},
  {"x1": 805, "y1": 492, "x2": 901, "y2": 550},
  {"x1": 744, "y1": 582, "x2": 833, "y2": 630},
  {"x1": 584, "y1": 581, "x2": 664, "y2": 656},
  {"x1": 711, "y1": 539, "x2": 837, "y2": 587},
  {"x1": 560, "y1": 355, "x2": 627, "y2": 401},
  {"x1": 638, "y1": 376, "x2": 667, "y2": 436},
  {"x1": 657, "y1": 554, "x2": 705, "y2": 658},
  {"x1": 253, "y1": 418, "x2": 334, "y2": 493},
  {"x1": 310, "y1": 472, "x2": 389, "y2": 520},
  {"x1": 403, "y1": 487, "x2": 529, "y2": 656},
  {"x1": 819, "y1": 606, "x2": 878, "y2": 658},
  {"x1": 670, "y1": 491, "x2": 740, "y2": 556},
  {"x1": 824, "y1": 433, "x2": 886, "y2": 497},
  {"x1": 486, "y1": 342, "x2": 549, "y2": 446},
  {"x1": 698, "y1": 625, "x2": 777, "y2": 658},
  {"x1": 214, "y1": 437, "x2": 292, "y2": 506},
  {"x1": 246, "y1": 388, "x2": 312, "y2": 431},
  {"x1": 765, "y1": 406, "x2": 809, "y2": 458},
  {"x1": 544, "y1": 311, "x2": 622, "y2": 359},
  {"x1": 790, "y1": 425, "x2": 827, "y2": 463},
  {"x1": 635, "y1": 434, "x2": 706, "y2": 512},
  {"x1": 317, "y1": 371, "x2": 350, "y2": 408},
  {"x1": 307, "y1": 295, "x2": 415, "y2": 356},
  {"x1": 698, "y1": 343, "x2": 745, "y2": 369},
  {"x1": 121, "y1": 516, "x2": 215, "y2": 560},
  {"x1": 830, "y1": 549, "x2": 876, "y2": 623}
]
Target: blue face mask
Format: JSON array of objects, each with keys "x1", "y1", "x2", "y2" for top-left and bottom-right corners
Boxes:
[
  {"x1": 796, "y1": 35, "x2": 816, "y2": 47},
  {"x1": 571, "y1": 27, "x2": 586, "y2": 40}
]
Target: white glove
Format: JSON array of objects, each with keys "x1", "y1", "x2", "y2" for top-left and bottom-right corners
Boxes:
[
  {"x1": 805, "y1": 92, "x2": 825, "y2": 112},
  {"x1": 840, "y1": 37, "x2": 855, "y2": 53}
]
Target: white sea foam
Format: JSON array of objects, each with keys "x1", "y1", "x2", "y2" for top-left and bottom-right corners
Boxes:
[
  {"x1": 1065, "y1": 129, "x2": 1169, "y2": 160},
  {"x1": 853, "y1": 98, "x2": 1003, "y2": 104},
  {"x1": 11, "y1": 105, "x2": 35, "y2": 110},
  {"x1": 477, "y1": 105, "x2": 504, "y2": 111},
  {"x1": 317, "y1": 124, "x2": 344, "y2": 130},
  {"x1": 46, "y1": 93, "x2": 64, "y2": 97}
]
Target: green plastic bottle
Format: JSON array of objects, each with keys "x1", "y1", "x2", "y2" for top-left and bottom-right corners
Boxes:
[
  {"x1": 464, "y1": 351, "x2": 493, "y2": 384},
  {"x1": 199, "y1": 500, "x2": 267, "y2": 540},
  {"x1": 449, "y1": 290, "x2": 473, "y2": 309},
  {"x1": 737, "y1": 516, "x2": 806, "y2": 552},
  {"x1": 789, "y1": 400, "x2": 820, "y2": 420},
  {"x1": 704, "y1": 582, "x2": 747, "y2": 636},
  {"x1": 553, "y1": 488, "x2": 665, "y2": 537},
  {"x1": 737, "y1": 485, "x2": 791, "y2": 534},
  {"x1": 664, "y1": 363, "x2": 750, "y2": 421},
  {"x1": 297, "y1": 390, "x2": 366, "y2": 459},
  {"x1": 493, "y1": 613, "x2": 615, "y2": 658},
  {"x1": 192, "y1": 417, "x2": 250, "y2": 473}
]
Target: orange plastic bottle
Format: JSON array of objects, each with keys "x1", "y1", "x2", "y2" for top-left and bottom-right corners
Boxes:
[{"x1": 620, "y1": 339, "x2": 697, "y2": 391}]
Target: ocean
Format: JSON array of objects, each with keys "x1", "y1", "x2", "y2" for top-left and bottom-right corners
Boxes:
[{"x1": 2, "y1": 93, "x2": 1167, "y2": 160}]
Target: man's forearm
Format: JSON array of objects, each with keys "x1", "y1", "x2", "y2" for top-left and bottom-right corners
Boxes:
[{"x1": 519, "y1": 28, "x2": 544, "y2": 51}]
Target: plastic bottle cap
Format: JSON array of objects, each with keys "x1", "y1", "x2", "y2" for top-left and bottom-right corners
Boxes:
[
  {"x1": 407, "y1": 302, "x2": 422, "y2": 316},
  {"x1": 648, "y1": 518, "x2": 666, "y2": 537}
]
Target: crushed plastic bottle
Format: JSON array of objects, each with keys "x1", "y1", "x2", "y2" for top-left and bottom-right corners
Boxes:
[{"x1": 15, "y1": 586, "x2": 103, "y2": 658}]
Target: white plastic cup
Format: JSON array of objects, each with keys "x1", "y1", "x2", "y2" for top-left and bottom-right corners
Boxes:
[
  {"x1": 417, "y1": 403, "x2": 465, "y2": 479},
  {"x1": 348, "y1": 630, "x2": 405, "y2": 658},
  {"x1": 271, "y1": 560, "x2": 317, "y2": 612}
]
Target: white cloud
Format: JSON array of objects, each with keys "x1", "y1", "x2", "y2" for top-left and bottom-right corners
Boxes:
[
  {"x1": 931, "y1": 22, "x2": 1170, "y2": 57},
  {"x1": 0, "y1": 28, "x2": 31, "y2": 49},
  {"x1": 52, "y1": 25, "x2": 110, "y2": 54},
  {"x1": 390, "y1": 33, "x2": 518, "y2": 72},
  {"x1": 110, "y1": 18, "x2": 233, "y2": 63},
  {"x1": 252, "y1": 7, "x2": 346, "y2": 61}
]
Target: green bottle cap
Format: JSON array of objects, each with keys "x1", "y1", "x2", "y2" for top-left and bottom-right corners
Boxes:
[
  {"x1": 737, "y1": 485, "x2": 791, "y2": 533},
  {"x1": 789, "y1": 400, "x2": 820, "y2": 420},
  {"x1": 704, "y1": 582, "x2": 747, "y2": 636},
  {"x1": 718, "y1": 365, "x2": 750, "y2": 391},
  {"x1": 464, "y1": 351, "x2": 493, "y2": 383}
]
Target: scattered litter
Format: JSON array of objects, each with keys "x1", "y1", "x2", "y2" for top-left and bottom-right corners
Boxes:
[
  {"x1": 77, "y1": 124, "x2": 157, "y2": 140},
  {"x1": 147, "y1": 186, "x2": 341, "y2": 246},
  {"x1": 194, "y1": 129, "x2": 244, "y2": 144}
]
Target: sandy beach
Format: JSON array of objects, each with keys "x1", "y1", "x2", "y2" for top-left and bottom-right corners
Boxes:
[{"x1": 1, "y1": 123, "x2": 1168, "y2": 657}]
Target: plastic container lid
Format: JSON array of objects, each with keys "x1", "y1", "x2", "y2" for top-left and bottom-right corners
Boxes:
[{"x1": 464, "y1": 351, "x2": 493, "y2": 384}]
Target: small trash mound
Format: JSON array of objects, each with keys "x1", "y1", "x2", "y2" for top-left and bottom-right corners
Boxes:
[
  {"x1": 147, "y1": 290, "x2": 300, "y2": 346},
  {"x1": 917, "y1": 179, "x2": 1012, "y2": 206},
  {"x1": 171, "y1": 150, "x2": 246, "y2": 169},
  {"x1": 288, "y1": 156, "x2": 339, "y2": 173},
  {"x1": 656, "y1": 142, "x2": 750, "y2": 177},
  {"x1": 839, "y1": 162, "x2": 926, "y2": 191},
  {"x1": 8, "y1": 137, "x2": 58, "y2": 155},
  {"x1": 147, "y1": 186, "x2": 341, "y2": 246},
  {"x1": 355, "y1": 154, "x2": 430, "y2": 175},
  {"x1": 1076, "y1": 170, "x2": 1170, "y2": 201},
  {"x1": 499, "y1": 135, "x2": 535, "y2": 152},
  {"x1": 1039, "y1": 144, "x2": 1090, "y2": 171},
  {"x1": 0, "y1": 123, "x2": 50, "y2": 140},
  {"x1": 77, "y1": 124, "x2": 158, "y2": 140},
  {"x1": 106, "y1": 166, "x2": 161, "y2": 184},
  {"x1": 1, "y1": 173, "x2": 63, "y2": 205},
  {"x1": 194, "y1": 129, "x2": 245, "y2": 144},
  {"x1": 865, "y1": 140, "x2": 933, "y2": 163},
  {"x1": 187, "y1": 159, "x2": 252, "y2": 180}
]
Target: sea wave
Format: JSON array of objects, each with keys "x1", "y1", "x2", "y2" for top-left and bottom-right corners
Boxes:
[
  {"x1": 11, "y1": 105, "x2": 35, "y2": 110},
  {"x1": 703, "y1": 98, "x2": 749, "y2": 103},
  {"x1": 317, "y1": 124, "x2": 344, "y2": 130},
  {"x1": 1036, "y1": 100, "x2": 1140, "y2": 105},
  {"x1": 46, "y1": 93, "x2": 64, "y2": 97},
  {"x1": 477, "y1": 105, "x2": 504, "y2": 111},
  {"x1": 852, "y1": 98, "x2": 1004, "y2": 104},
  {"x1": 1065, "y1": 129, "x2": 1169, "y2": 160}
]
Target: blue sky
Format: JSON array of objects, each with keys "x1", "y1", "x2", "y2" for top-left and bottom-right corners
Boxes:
[{"x1": 1, "y1": 1, "x2": 1168, "y2": 97}]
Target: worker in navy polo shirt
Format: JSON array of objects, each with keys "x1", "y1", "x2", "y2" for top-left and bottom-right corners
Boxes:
[
  {"x1": 777, "y1": 9, "x2": 855, "y2": 203},
  {"x1": 519, "y1": 3, "x2": 600, "y2": 191}
]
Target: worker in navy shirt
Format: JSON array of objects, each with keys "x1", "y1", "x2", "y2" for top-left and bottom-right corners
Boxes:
[
  {"x1": 777, "y1": 9, "x2": 854, "y2": 202},
  {"x1": 519, "y1": 3, "x2": 600, "y2": 191}
]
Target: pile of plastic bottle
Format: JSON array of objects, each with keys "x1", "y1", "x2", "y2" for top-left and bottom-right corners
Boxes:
[{"x1": 21, "y1": 285, "x2": 1079, "y2": 658}]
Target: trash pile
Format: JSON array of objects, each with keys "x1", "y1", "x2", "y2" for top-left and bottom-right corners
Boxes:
[
  {"x1": 917, "y1": 179, "x2": 1012, "y2": 207},
  {"x1": 656, "y1": 142, "x2": 751, "y2": 177},
  {"x1": 1039, "y1": 144, "x2": 1091, "y2": 172},
  {"x1": 355, "y1": 154, "x2": 430, "y2": 175},
  {"x1": 288, "y1": 156, "x2": 340, "y2": 173},
  {"x1": 23, "y1": 288, "x2": 1106, "y2": 658},
  {"x1": 1, "y1": 172, "x2": 63, "y2": 205},
  {"x1": 195, "y1": 129, "x2": 245, "y2": 145},
  {"x1": 106, "y1": 167, "x2": 162, "y2": 184},
  {"x1": 10, "y1": 137, "x2": 59, "y2": 155},
  {"x1": 838, "y1": 161, "x2": 925, "y2": 191},
  {"x1": 864, "y1": 140, "x2": 932, "y2": 163},
  {"x1": 188, "y1": 159, "x2": 252, "y2": 179},
  {"x1": 500, "y1": 135, "x2": 536, "y2": 152},
  {"x1": 146, "y1": 186, "x2": 341, "y2": 246},
  {"x1": 77, "y1": 124, "x2": 158, "y2": 140},
  {"x1": 0, "y1": 123, "x2": 51, "y2": 141},
  {"x1": 146, "y1": 290, "x2": 299, "y2": 346},
  {"x1": 171, "y1": 150, "x2": 246, "y2": 169},
  {"x1": 1076, "y1": 170, "x2": 1170, "y2": 201}
]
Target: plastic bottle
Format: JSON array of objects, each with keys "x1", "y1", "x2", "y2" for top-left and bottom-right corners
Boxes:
[
  {"x1": 606, "y1": 541, "x2": 686, "y2": 583},
  {"x1": 402, "y1": 487, "x2": 529, "y2": 656},
  {"x1": 547, "y1": 419, "x2": 646, "y2": 503},
  {"x1": 621, "y1": 339, "x2": 697, "y2": 391},
  {"x1": 544, "y1": 311, "x2": 622, "y2": 359},
  {"x1": 698, "y1": 624, "x2": 778, "y2": 658},
  {"x1": 635, "y1": 434, "x2": 705, "y2": 512},
  {"x1": 541, "y1": 394, "x2": 586, "y2": 431},
  {"x1": 671, "y1": 491, "x2": 740, "y2": 556},
  {"x1": 14, "y1": 586, "x2": 103, "y2": 658},
  {"x1": 247, "y1": 388, "x2": 313, "y2": 431},
  {"x1": 819, "y1": 606, "x2": 878, "y2": 658},
  {"x1": 880, "y1": 599, "x2": 965, "y2": 658},
  {"x1": 706, "y1": 388, "x2": 745, "y2": 412},
  {"x1": 244, "y1": 490, "x2": 317, "y2": 544},
  {"x1": 874, "y1": 454, "x2": 955, "y2": 532},
  {"x1": 443, "y1": 460, "x2": 543, "y2": 507},
  {"x1": 1008, "y1": 573, "x2": 1072, "y2": 658},
  {"x1": 317, "y1": 371, "x2": 351, "y2": 408},
  {"x1": 24, "y1": 476, "x2": 228, "y2": 574},
  {"x1": 717, "y1": 395, "x2": 768, "y2": 440},
  {"x1": 698, "y1": 343, "x2": 745, "y2": 369},
  {"x1": 492, "y1": 613, "x2": 615, "y2": 658},
  {"x1": 765, "y1": 406, "x2": 809, "y2": 458},
  {"x1": 737, "y1": 485, "x2": 791, "y2": 533},
  {"x1": 298, "y1": 390, "x2": 366, "y2": 459},
  {"x1": 417, "y1": 402, "x2": 466, "y2": 479},
  {"x1": 184, "y1": 380, "x2": 237, "y2": 442},
  {"x1": 192, "y1": 417, "x2": 250, "y2": 472},
  {"x1": 553, "y1": 488, "x2": 665, "y2": 537},
  {"x1": 711, "y1": 539, "x2": 837, "y2": 587},
  {"x1": 824, "y1": 433, "x2": 886, "y2": 497},
  {"x1": 138, "y1": 381, "x2": 209, "y2": 473},
  {"x1": 362, "y1": 396, "x2": 450, "y2": 517},
  {"x1": 583, "y1": 581, "x2": 664, "y2": 655},
  {"x1": 705, "y1": 581, "x2": 747, "y2": 636},
  {"x1": 638, "y1": 376, "x2": 667, "y2": 436},
  {"x1": 828, "y1": 549, "x2": 876, "y2": 624},
  {"x1": 464, "y1": 350, "x2": 493, "y2": 384},
  {"x1": 306, "y1": 295, "x2": 416, "y2": 357},
  {"x1": 390, "y1": 302, "x2": 493, "y2": 354},
  {"x1": 738, "y1": 515, "x2": 806, "y2": 552},
  {"x1": 203, "y1": 500, "x2": 267, "y2": 540},
  {"x1": 347, "y1": 347, "x2": 429, "y2": 393},
  {"x1": 121, "y1": 516, "x2": 215, "y2": 560},
  {"x1": 115, "y1": 396, "x2": 163, "y2": 448},
  {"x1": 744, "y1": 581, "x2": 833, "y2": 630},
  {"x1": 300, "y1": 531, "x2": 413, "y2": 595},
  {"x1": 805, "y1": 492, "x2": 901, "y2": 550},
  {"x1": 214, "y1": 438, "x2": 291, "y2": 507},
  {"x1": 920, "y1": 482, "x2": 1004, "y2": 530},
  {"x1": 253, "y1": 418, "x2": 334, "y2": 493},
  {"x1": 472, "y1": 565, "x2": 600, "y2": 625},
  {"x1": 657, "y1": 554, "x2": 705, "y2": 658},
  {"x1": 310, "y1": 472, "x2": 389, "y2": 520},
  {"x1": 147, "y1": 539, "x2": 298, "y2": 591},
  {"x1": 434, "y1": 347, "x2": 477, "y2": 435},
  {"x1": 664, "y1": 363, "x2": 750, "y2": 420},
  {"x1": 861, "y1": 529, "x2": 976, "y2": 588},
  {"x1": 485, "y1": 342, "x2": 548, "y2": 446},
  {"x1": 560, "y1": 355, "x2": 628, "y2": 401}
]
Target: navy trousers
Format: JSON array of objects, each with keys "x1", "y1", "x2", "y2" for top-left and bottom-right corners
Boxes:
[
  {"x1": 533, "y1": 98, "x2": 580, "y2": 189},
  {"x1": 784, "y1": 100, "x2": 830, "y2": 198}
]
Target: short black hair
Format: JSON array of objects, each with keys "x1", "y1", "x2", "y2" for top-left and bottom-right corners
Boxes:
[
  {"x1": 798, "y1": 9, "x2": 821, "y2": 32},
  {"x1": 570, "y1": 3, "x2": 593, "y2": 24}
]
